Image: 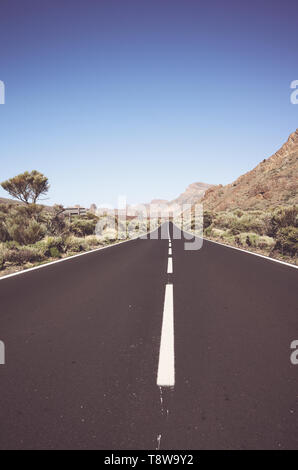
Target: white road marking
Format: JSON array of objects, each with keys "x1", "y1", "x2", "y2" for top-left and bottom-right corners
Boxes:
[
  {"x1": 179, "y1": 224, "x2": 298, "y2": 270},
  {"x1": 157, "y1": 284, "x2": 175, "y2": 387},
  {"x1": 204, "y1": 237, "x2": 298, "y2": 269},
  {"x1": 168, "y1": 248, "x2": 172, "y2": 255},
  {"x1": 0, "y1": 238, "x2": 136, "y2": 281},
  {"x1": 167, "y1": 257, "x2": 173, "y2": 274},
  {"x1": 0, "y1": 224, "x2": 163, "y2": 281}
]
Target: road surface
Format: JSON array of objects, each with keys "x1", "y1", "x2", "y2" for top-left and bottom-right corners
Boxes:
[{"x1": 0, "y1": 223, "x2": 297, "y2": 449}]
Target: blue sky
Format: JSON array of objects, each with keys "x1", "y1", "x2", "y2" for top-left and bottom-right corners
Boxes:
[{"x1": 0, "y1": 0, "x2": 297, "y2": 207}]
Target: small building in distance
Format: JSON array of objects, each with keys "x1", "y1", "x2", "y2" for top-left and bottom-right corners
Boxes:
[{"x1": 63, "y1": 206, "x2": 87, "y2": 217}]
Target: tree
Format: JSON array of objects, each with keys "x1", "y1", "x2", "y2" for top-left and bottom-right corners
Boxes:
[{"x1": 1, "y1": 170, "x2": 49, "y2": 204}]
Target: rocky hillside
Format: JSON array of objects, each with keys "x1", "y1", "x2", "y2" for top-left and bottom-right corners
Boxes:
[
  {"x1": 0, "y1": 197, "x2": 23, "y2": 205},
  {"x1": 171, "y1": 182, "x2": 212, "y2": 206},
  {"x1": 202, "y1": 129, "x2": 298, "y2": 211}
]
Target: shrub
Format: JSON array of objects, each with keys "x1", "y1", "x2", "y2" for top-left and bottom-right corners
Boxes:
[
  {"x1": 204, "y1": 226, "x2": 212, "y2": 237},
  {"x1": 3, "y1": 240, "x2": 20, "y2": 249},
  {"x1": 65, "y1": 236, "x2": 88, "y2": 252},
  {"x1": 5, "y1": 247, "x2": 43, "y2": 265},
  {"x1": 234, "y1": 232, "x2": 258, "y2": 247},
  {"x1": 0, "y1": 245, "x2": 6, "y2": 269},
  {"x1": 256, "y1": 235, "x2": 275, "y2": 250},
  {"x1": 70, "y1": 218, "x2": 96, "y2": 236},
  {"x1": 275, "y1": 227, "x2": 298, "y2": 257},
  {"x1": 45, "y1": 236, "x2": 64, "y2": 251},
  {"x1": 265, "y1": 206, "x2": 298, "y2": 237},
  {"x1": 85, "y1": 212, "x2": 99, "y2": 221},
  {"x1": 45, "y1": 205, "x2": 70, "y2": 237},
  {"x1": 0, "y1": 221, "x2": 10, "y2": 242},
  {"x1": 234, "y1": 209, "x2": 244, "y2": 218},
  {"x1": 5, "y1": 205, "x2": 47, "y2": 245},
  {"x1": 212, "y1": 228, "x2": 225, "y2": 237},
  {"x1": 84, "y1": 235, "x2": 102, "y2": 248},
  {"x1": 34, "y1": 236, "x2": 64, "y2": 257},
  {"x1": 49, "y1": 246, "x2": 61, "y2": 258},
  {"x1": 203, "y1": 211, "x2": 213, "y2": 229},
  {"x1": 102, "y1": 228, "x2": 118, "y2": 242},
  {"x1": 245, "y1": 233, "x2": 258, "y2": 247}
]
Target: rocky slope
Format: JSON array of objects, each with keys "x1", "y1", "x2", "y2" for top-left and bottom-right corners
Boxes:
[
  {"x1": 171, "y1": 182, "x2": 212, "y2": 206},
  {"x1": 202, "y1": 129, "x2": 298, "y2": 211}
]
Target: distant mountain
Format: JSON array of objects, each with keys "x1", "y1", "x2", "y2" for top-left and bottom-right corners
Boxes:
[
  {"x1": 149, "y1": 199, "x2": 169, "y2": 205},
  {"x1": 202, "y1": 129, "x2": 298, "y2": 211},
  {"x1": 141, "y1": 182, "x2": 212, "y2": 211},
  {"x1": 171, "y1": 182, "x2": 212, "y2": 206}
]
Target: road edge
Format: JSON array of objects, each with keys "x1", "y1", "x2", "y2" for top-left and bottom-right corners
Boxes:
[
  {"x1": 174, "y1": 224, "x2": 298, "y2": 270},
  {"x1": 0, "y1": 226, "x2": 161, "y2": 281}
]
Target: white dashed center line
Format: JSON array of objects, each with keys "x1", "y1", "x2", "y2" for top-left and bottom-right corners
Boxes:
[
  {"x1": 157, "y1": 224, "x2": 175, "y2": 387},
  {"x1": 157, "y1": 284, "x2": 175, "y2": 387},
  {"x1": 167, "y1": 257, "x2": 173, "y2": 274}
]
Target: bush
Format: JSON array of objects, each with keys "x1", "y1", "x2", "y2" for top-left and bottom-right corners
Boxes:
[
  {"x1": 65, "y1": 236, "x2": 88, "y2": 252},
  {"x1": 246, "y1": 234, "x2": 255, "y2": 247},
  {"x1": 275, "y1": 227, "x2": 298, "y2": 257},
  {"x1": 203, "y1": 211, "x2": 213, "y2": 229},
  {"x1": 0, "y1": 219, "x2": 9, "y2": 242},
  {"x1": 45, "y1": 205, "x2": 70, "y2": 237},
  {"x1": 256, "y1": 235, "x2": 275, "y2": 250},
  {"x1": 34, "y1": 236, "x2": 64, "y2": 257},
  {"x1": 204, "y1": 226, "x2": 212, "y2": 237},
  {"x1": 265, "y1": 206, "x2": 298, "y2": 237},
  {"x1": 212, "y1": 228, "x2": 225, "y2": 237},
  {"x1": 102, "y1": 228, "x2": 118, "y2": 242},
  {"x1": 0, "y1": 248, "x2": 5, "y2": 269},
  {"x1": 4, "y1": 247, "x2": 43, "y2": 265},
  {"x1": 3, "y1": 240, "x2": 21, "y2": 249},
  {"x1": 70, "y1": 218, "x2": 96, "y2": 236},
  {"x1": 84, "y1": 235, "x2": 102, "y2": 248},
  {"x1": 8, "y1": 219, "x2": 46, "y2": 245},
  {"x1": 49, "y1": 246, "x2": 61, "y2": 258}
]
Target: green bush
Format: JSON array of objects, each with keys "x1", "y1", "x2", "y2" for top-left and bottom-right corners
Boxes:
[
  {"x1": 245, "y1": 234, "x2": 257, "y2": 247},
  {"x1": 3, "y1": 240, "x2": 20, "y2": 249},
  {"x1": 256, "y1": 235, "x2": 275, "y2": 250},
  {"x1": 5, "y1": 247, "x2": 43, "y2": 265},
  {"x1": 204, "y1": 226, "x2": 212, "y2": 236},
  {"x1": 203, "y1": 211, "x2": 213, "y2": 229},
  {"x1": 70, "y1": 218, "x2": 96, "y2": 236},
  {"x1": 84, "y1": 235, "x2": 102, "y2": 248},
  {"x1": 0, "y1": 252, "x2": 4, "y2": 270},
  {"x1": 65, "y1": 236, "x2": 88, "y2": 252},
  {"x1": 7, "y1": 219, "x2": 46, "y2": 245},
  {"x1": 45, "y1": 204, "x2": 70, "y2": 237},
  {"x1": 34, "y1": 236, "x2": 64, "y2": 257},
  {"x1": 0, "y1": 220, "x2": 9, "y2": 242},
  {"x1": 265, "y1": 206, "x2": 298, "y2": 237},
  {"x1": 49, "y1": 246, "x2": 61, "y2": 258},
  {"x1": 275, "y1": 227, "x2": 298, "y2": 257}
]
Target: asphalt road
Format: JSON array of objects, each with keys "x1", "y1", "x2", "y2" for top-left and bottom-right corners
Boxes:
[{"x1": 0, "y1": 222, "x2": 297, "y2": 449}]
